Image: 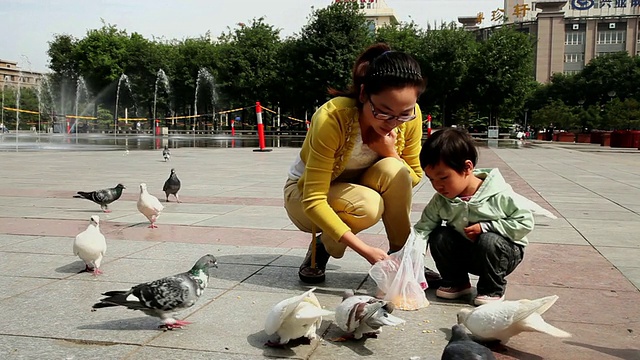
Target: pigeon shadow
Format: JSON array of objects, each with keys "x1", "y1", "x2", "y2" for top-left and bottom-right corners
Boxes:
[
  {"x1": 55, "y1": 260, "x2": 87, "y2": 274},
  {"x1": 77, "y1": 316, "x2": 162, "y2": 331},
  {"x1": 247, "y1": 328, "x2": 318, "y2": 358},
  {"x1": 210, "y1": 254, "x2": 370, "y2": 297},
  {"x1": 322, "y1": 323, "x2": 375, "y2": 356},
  {"x1": 564, "y1": 341, "x2": 640, "y2": 359}
]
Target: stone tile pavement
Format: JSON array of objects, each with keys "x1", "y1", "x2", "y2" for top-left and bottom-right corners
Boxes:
[{"x1": 0, "y1": 138, "x2": 638, "y2": 359}]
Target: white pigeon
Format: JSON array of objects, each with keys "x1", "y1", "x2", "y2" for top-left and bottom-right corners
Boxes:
[
  {"x1": 333, "y1": 289, "x2": 405, "y2": 341},
  {"x1": 264, "y1": 287, "x2": 334, "y2": 346},
  {"x1": 73, "y1": 215, "x2": 107, "y2": 276},
  {"x1": 457, "y1": 295, "x2": 571, "y2": 344},
  {"x1": 137, "y1": 183, "x2": 164, "y2": 228}
]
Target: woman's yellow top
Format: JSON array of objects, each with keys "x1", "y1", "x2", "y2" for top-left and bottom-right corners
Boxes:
[{"x1": 296, "y1": 96, "x2": 424, "y2": 241}]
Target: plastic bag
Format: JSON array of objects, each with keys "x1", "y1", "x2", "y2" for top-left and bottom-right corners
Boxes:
[{"x1": 369, "y1": 227, "x2": 429, "y2": 310}]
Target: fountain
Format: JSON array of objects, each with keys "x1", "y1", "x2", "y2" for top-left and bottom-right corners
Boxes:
[
  {"x1": 38, "y1": 75, "x2": 57, "y2": 133},
  {"x1": 194, "y1": 68, "x2": 218, "y2": 134},
  {"x1": 15, "y1": 71, "x2": 22, "y2": 137},
  {"x1": 74, "y1": 76, "x2": 89, "y2": 140},
  {"x1": 1, "y1": 75, "x2": 10, "y2": 133},
  {"x1": 153, "y1": 69, "x2": 171, "y2": 136},
  {"x1": 114, "y1": 74, "x2": 132, "y2": 137}
]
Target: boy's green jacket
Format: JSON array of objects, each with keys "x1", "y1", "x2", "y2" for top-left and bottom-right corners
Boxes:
[{"x1": 414, "y1": 168, "x2": 534, "y2": 247}]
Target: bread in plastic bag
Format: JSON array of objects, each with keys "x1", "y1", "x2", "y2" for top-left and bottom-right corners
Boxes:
[{"x1": 368, "y1": 227, "x2": 429, "y2": 310}]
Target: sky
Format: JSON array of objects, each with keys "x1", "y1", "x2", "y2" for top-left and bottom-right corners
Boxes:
[{"x1": 0, "y1": 0, "x2": 502, "y2": 73}]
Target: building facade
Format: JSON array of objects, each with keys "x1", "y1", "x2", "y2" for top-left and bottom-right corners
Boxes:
[
  {"x1": 335, "y1": 0, "x2": 399, "y2": 31},
  {"x1": 0, "y1": 59, "x2": 43, "y2": 89},
  {"x1": 462, "y1": 0, "x2": 640, "y2": 83}
]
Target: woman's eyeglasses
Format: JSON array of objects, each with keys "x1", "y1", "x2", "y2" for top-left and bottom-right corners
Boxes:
[{"x1": 369, "y1": 98, "x2": 416, "y2": 123}]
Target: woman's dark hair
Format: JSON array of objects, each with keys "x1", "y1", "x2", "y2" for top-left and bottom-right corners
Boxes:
[
  {"x1": 419, "y1": 127, "x2": 478, "y2": 174},
  {"x1": 328, "y1": 43, "x2": 426, "y2": 105}
]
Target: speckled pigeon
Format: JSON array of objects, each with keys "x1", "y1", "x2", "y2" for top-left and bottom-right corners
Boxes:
[
  {"x1": 163, "y1": 146, "x2": 171, "y2": 161},
  {"x1": 333, "y1": 289, "x2": 405, "y2": 341},
  {"x1": 73, "y1": 183, "x2": 125, "y2": 212},
  {"x1": 91, "y1": 254, "x2": 218, "y2": 329}
]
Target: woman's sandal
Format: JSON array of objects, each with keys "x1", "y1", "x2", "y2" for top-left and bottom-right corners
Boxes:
[
  {"x1": 424, "y1": 267, "x2": 443, "y2": 288},
  {"x1": 298, "y1": 236, "x2": 331, "y2": 284}
]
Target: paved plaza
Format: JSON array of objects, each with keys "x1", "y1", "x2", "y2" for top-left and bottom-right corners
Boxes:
[{"x1": 0, "y1": 136, "x2": 638, "y2": 360}]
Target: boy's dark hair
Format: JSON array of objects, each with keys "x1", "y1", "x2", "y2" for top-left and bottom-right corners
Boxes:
[
  {"x1": 328, "y1": 43, "x2": 426, "y2": 106},
  {"x1": 420, "y1": 127, "x2": 478, "y2": 173}
]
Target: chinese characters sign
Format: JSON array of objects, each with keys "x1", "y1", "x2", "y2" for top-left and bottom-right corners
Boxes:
[{"x1": 571, "y1": 0, "x2": 640, "y2": 10}]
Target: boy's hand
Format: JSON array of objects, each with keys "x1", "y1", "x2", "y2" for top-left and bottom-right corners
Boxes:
[{"x1": 464, "y1": 223, "x2": 482, "y2": 242}]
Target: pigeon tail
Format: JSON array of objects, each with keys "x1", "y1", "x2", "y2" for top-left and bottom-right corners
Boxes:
[
  {"x1": 522, "y1": 314, "x2": 572, "y2": 338},
  {"x1": 74, "y1": 192, "x2": 91, "y2": 200}
]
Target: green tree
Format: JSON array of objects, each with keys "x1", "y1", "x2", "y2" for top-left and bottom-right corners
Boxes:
[
  {"x1": 467, "y1": 26, "x2": 535, "y2": 126},
  {"x1": 419, "y1": 25, "x2": 478, "y2": 126},
  {"x1": 578, "y1": 52, "x2": 639, "y2": 106},
  {"x1": 215, "y1": 18, "x2": 283, "y2": 113},
  {"x1": 289, "y1": 2, "x2": 373, "y2": 113},
  {"x1": 531, "y1": 100, "x2": 577, "y2": 131}
]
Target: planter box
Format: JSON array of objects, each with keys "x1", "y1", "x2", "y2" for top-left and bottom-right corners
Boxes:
[
  {"x1": 590, "y1": 131, "x2": 604, "y2": 144},
  {"x1": 576, "y1": 133, "x2": 591, "y2": 143},
  {"x1": 601, "y1": 132, "x2": 611, "y2": 147},
  {"x1": 554, "y1": 132, "x2": 575, "y2": 142},
  {"x1": 536, "y1": 132, "x2": 544, "y2": 140},
  {"x1": 611, "y1": 130, "x2": 640, "y2": 148}
]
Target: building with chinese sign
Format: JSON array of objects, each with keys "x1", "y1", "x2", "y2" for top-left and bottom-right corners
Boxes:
[
  {"x1": 461, "y1": 0, "x2": 640, "y2": 83},
  {"x1": 0, "y1": 59, "x2": 43, "y2": 89},
  {"x1": 335, "y1": 0, "x2": 399, "y2": 31}
]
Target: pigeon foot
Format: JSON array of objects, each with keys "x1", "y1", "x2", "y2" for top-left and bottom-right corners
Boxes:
[
  {"x1": 103, "y1": 209, "x2": 112, "y2": 213},
  {"x1": 160, "y1": 320, "x2": 191, "y2": 330},
  {"x1": 84, "y1": 265, "x2": 95, "y2": 273},
  {"x1": 329, "y1": 334, "x2": 356, "y2": 342},
  {"x1": 148, "y1": 224, "x2": 158, "y2": 229},
  {"x1": 92, "y1": 268, "x2": 103, "y2": 276}
]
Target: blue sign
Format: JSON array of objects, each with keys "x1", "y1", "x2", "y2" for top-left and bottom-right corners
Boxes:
[
  {"x1": 571, "y1": 0, "x2": 595, "y2": 10},
  {"x1": 572, "y1": 0, "x2": 639, "y2": 8}
]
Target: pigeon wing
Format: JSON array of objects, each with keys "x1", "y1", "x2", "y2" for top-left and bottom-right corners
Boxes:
[
  {"x1": 130, "y1": 276, "x2": 190, "y2": 311},
  {"x1": 464, "y1": 301, "x2": 524, "y2": 337},
  {"x1": 265, "y1": 288, "x2": 316, "y2": 335},
  {"x1": 93, "y1": 188, "x2": 114, "y2": 204}
]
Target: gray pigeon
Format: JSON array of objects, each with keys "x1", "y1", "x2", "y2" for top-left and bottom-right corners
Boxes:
[
  {"x1": 163, "y1": 146, "x2": 171, "y2": 161},
  {"x1": 333, "y1": 289, "x2": 405, "y2": 341},
  {"x1": 162, "y1": 168, "x2": 181, "y2": 203},
  {"x1": 442, "y1": 324, "x2": 496, "y2": 360},
  {"x1": 74, "y1": 184, "x2": 126, "y2": 213},
  {"x1": 92, "y1": 254, "x2": 218, "y2": 329}
]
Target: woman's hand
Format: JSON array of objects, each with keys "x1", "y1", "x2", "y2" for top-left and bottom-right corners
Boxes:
[
  {"x1": 340, "y1": 231, "x2": 389, "y2": 265},
  {"x1": 361, "y1": 246, "x2": 389, "y2": 265},
  {"x1": 365, "y1": 128, "x2": 401, "y2": 160}
]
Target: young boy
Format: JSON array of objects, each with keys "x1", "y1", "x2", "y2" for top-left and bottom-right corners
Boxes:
[{"x1": 414, "y1": 128, "x2": 534, "y2": 306}]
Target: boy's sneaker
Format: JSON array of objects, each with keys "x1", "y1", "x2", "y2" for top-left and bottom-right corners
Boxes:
[
  {"x1": 474, "y1": 294, "x2": 505, "y2": 306},
  {"x1": 436, "y1": 283, "x2": 472, "y2": 299}
]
